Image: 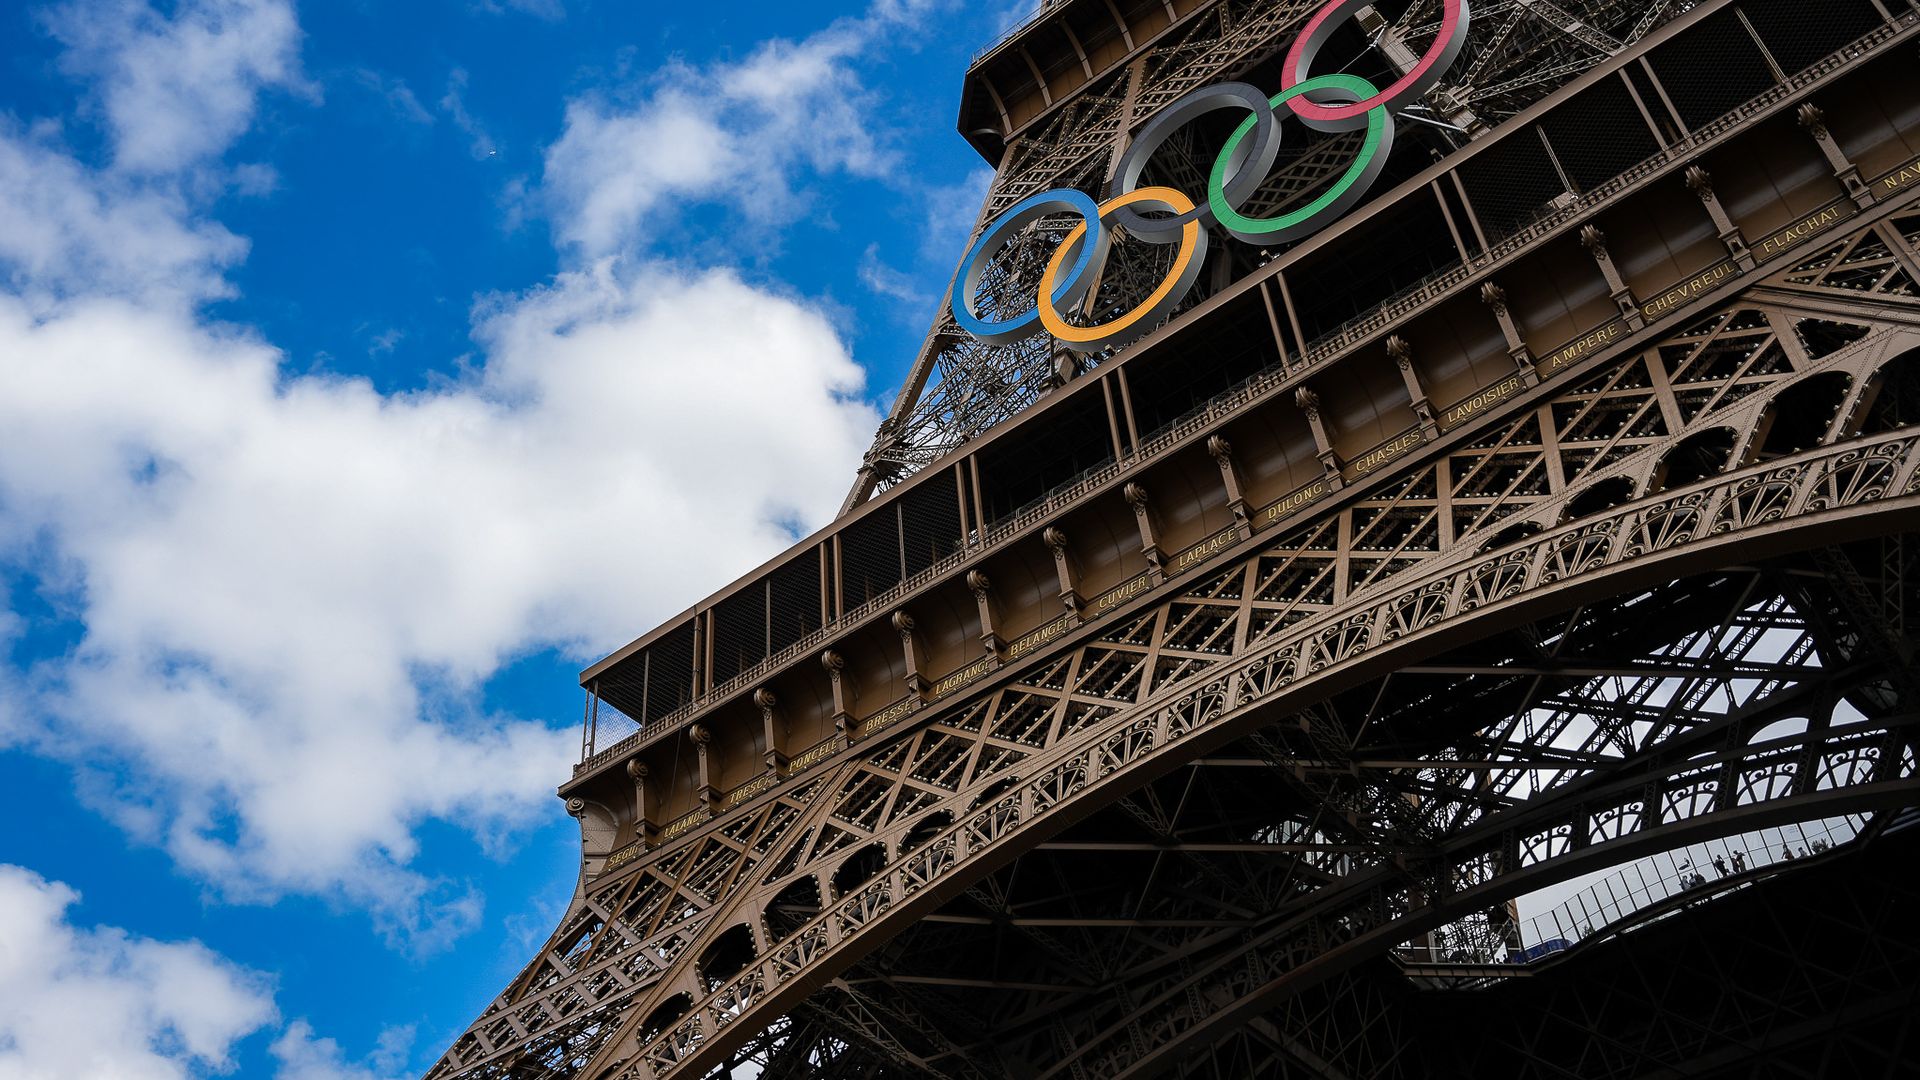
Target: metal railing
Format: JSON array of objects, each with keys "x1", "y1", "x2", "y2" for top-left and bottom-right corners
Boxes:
[
  {"x1": 972, "y1": 1, "x2": 1059, "y2": 63},
  {"x1": 573, "y1": 11, "x2": 1918, "y2": 771},
  {"x1": 1395, "y1": 814, "x2": 1873, "y2": 969}
]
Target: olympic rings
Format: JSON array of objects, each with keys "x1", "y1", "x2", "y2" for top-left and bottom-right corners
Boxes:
[
  {"x1": 1039, "y1": 186, "x2": 1209, "y2": 353},
  {"x1": 1281, "y1": 0, "x2": 1472, "y2": 133},
  {"x1": 1209, "y1": 74, "x2": 1394, "y2": 245},
  {"x1": 949, "y1": 0, "x2": 1470, "y2": 352},
  {"x1": 952, "y1": 187, "x2": 1110, "y2": 344},
  {"x1": 1105, "y1": 82, "x2": 1281, "y2": 243}
]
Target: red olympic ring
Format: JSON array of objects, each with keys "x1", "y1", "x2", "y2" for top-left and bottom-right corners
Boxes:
[{"x1": 1281, "y1": 0, "x2": 1471, "y2": 132}]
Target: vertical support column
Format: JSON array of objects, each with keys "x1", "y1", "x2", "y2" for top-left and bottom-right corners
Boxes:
[
  {"x1": 1276, "y1": 271, "x2": 1310, "y2": 359},
  {"x1": 1100, "y1": 376, "x2": 1129, "y2": 459},
  {"x1": 968, "y1": 455, "x2": 988, "y2": 543},
  {"x1": 1581, "y1": 225, "x2": 1644, "y2": 330},
  {"x1": 692, "y1": 611, "x2": 709, "y2": 698},
  {"x1": 1449, "y1": 170, "x2": 1492, "y2": 254},
  {"x1": 1296, "y1": 386, "x2": 1344, "y2": 487},
  {"x1": 627, "y1": 759, "x2": 657, "y2": 847},
  {"x1": 1798, "y1": 103, "x2": 1873, "y2": 209},
  {"x1": 893, "y1": 610, "x2": 930, "y2": 699},
  {"x1": 1044, "y1": 525, "x2": 1083, "y2": 617},
  {"x1": 1480, "y1": 282, "x2": 1537, "y2": 385},
  {"x1": 1207, "y1": 435, "x2": 1252, "y2": 536},
  {"x1": 1123, "y1": 482, "x2": 1166, "y2": 580},
  {"x1": 1115, "y1": 368, "x2": 1143, "y2": 450},
  {"x1": 1258, "y1": 280, "x2": 1294, "y2": 369},
  {"x1": 819, "y1": 541, "x2": 834, "y2": 629},
  {"x1": 1684, "y1": 165, "x2": 1755, "y2": 270},
  {"x1": 581, "y1": 687, "x2": 596, "y2": 761},
  {"x1": 822, "y1": 649, "x2": 854, "y2": 742},
  {"x1": 966, "y1": 570, "x2": 1005, "y2": 656},
  {"x1": 754, "y1": 688, "x2": 787, "y2": 776},
  {"x1": 689, "y1": 723, "x2": 719, "y2": 813},
  {"x1": 1388, "y1": 335, "x2": 1439, "y2": 439}
]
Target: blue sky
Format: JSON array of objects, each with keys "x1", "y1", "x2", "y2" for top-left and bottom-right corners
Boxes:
[{"x1": 0, "y1": 1, "x2": 1020, "y2": 1076}]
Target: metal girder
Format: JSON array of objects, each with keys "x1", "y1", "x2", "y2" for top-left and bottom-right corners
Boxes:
[
  {"x1": 433, "y1": 8, "x2": 1920, "y2": 1072},
  {"x1": 843, "y1": 0, "x2": 1694, "y2": 511}
]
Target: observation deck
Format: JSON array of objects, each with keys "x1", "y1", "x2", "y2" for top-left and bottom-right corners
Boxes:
[
  {"x1": 563, "y1": 0, "x2": 1918, "y2": 869},
  {"x1": 431, "y1": 2, "x2": 1920, "y2": 1076}
]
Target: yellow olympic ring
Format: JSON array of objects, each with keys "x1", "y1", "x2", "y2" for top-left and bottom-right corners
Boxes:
[{"x1": 1037, "y1": 186, "x2": 1209, "y2": 352}]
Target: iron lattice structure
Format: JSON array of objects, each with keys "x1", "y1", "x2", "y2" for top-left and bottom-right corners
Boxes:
[
  {"x1": 431, "y1": 2, "x2": 1920, "y2": 1078},
  {"x1": 845, "y1": 0, "x2": 1702, "y2": 512}
]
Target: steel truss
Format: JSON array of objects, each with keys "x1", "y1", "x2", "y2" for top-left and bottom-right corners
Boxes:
[
  {"x1": 428, "y1": 205, "x2": 1920, "y2": 1078},
  {"x1": 847, "y1": 0, "x2": 1696, "y2": 510}
]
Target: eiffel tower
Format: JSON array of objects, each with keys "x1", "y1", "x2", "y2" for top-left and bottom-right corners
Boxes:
[{"x1": 430, "y1": 1, "x2": 1920, "y2": 1076}]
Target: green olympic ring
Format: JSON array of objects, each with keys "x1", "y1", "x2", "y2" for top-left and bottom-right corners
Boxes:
[
  {"x1": 1208, "y1": 73, "x2": 1394, "y2": 245},
  {"x1": 950, "y1": 0, "x2": 1469, "y2": 351}
]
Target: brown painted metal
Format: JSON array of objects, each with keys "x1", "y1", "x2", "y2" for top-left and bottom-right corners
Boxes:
[{"x1": 430, "y1": 3, "x2": 1920, "y2": 1078}]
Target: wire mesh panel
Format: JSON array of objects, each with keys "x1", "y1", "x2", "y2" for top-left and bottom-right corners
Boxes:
[
  {"x1": 1739, "y1": 0, "x2": 1882, "y2": 75},
  {"x1": 767, "y1": 553, "x2": 823, "y2": 656},
  {"x1": 899, "y1": 467, "x2": 963, "y2": 578},
  {"x1": 1648, "y1": 8, "x2": 1779, "y2": 131},
  {"x1": 974, "y1": 386, "x2": 1116, "y2": 525},
  {"x1": 1540, "y1": 77, "x2": 1663, "y2": 193},
  {"x1": 1287, "y1": 193, "x2": 1465, "y2": 344},
  {"x1": 1123, "y1": 291, "x2": 1285, "y2": 437},
  {"x1": 839, "y1": 506, "x2": 904, "y2": 610},
  {"x1": 1459, "y1": 127, "x2": 1570, "y2": 242},
  {"x1": 645, "y1": 621, "x2": 695, "y2": 724},
  {"x1": 709, "y1": 583, "x2": 767, "y2": 688}
]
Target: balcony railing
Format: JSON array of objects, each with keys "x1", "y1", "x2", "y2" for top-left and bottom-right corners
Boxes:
[
  {"x1": 1394, "y1": 814, "x2": 1872, "y2": 972},
  {"x1": 573, "y1": 10, "x2": 1918, "y2": 773}
]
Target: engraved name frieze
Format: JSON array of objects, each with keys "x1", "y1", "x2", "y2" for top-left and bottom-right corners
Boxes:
[
  {"x1": 1441, "y1": 373, "x2": 1524, "y2": 429},
  {"x1": 1172, "y1": 528, "x2": 1238, "y2": 574},
  {"x1": 1753, "y1": 202, "x2": 1852, "y2": 261},
  {"x1": 1091, "y1": 573, "x2": 1153, "y2": 615},
  {"x1": 1539, "y1": 320, "x2": 1625, "y2": 376},
  {"x1": 1346, "y1": 430, "x2": 1423, "y2": 478},
  {"x1": 934, "y1": 657, "x2": 997, "y2": 698},
  {"x1": 1640, "y1": 260, "x2": 1738, "y2": 321},
  {"x1": 1258, "y1": 480, "x2": 1329, "y2": 528},
  {"x1": 1007, "y1": 615, "x2": 1070, "y2": 660}
]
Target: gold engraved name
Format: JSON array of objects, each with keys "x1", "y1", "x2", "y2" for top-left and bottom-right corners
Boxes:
[
  {"x1": 1754, "y1": 203, "x2": 1850, "y2": 261},
  {"x1": 1172, "y1": 528, "x2": 1238, "y2": 574},
  {"x1": 1347, "y1": 430, "x2": 1423, "y2": 478},
  {"x1": 1091, "y1": 573, "x2": 1152, "y2": 615},
  {"x1": 1640, "y1": 260, "x2": 1738, "y2": 321},
  {"x1": 862, "y1": 697, "x2": 918, "y2": 735},
  {"x1": 1008, "y1": 616, "x2": 1069, "y2": 660},
  {"x1": 603, "y1": 841, "x2": 643, "y2": 871},
  {"x1": 1878, "y1": 156, "x2": 1920, "y2": 195},
  {"x1": 723, "y1": 772, "x2": 777, "y2": 809},
  {"x1": 1441, "y1": 374, "x2": 1523, "y2": 429},
  {"x1": 934, "y1": 657, "x2": 996, "y2": 697},
  {"x1": 661, "y1": 807, "x2": 709, "y2": 841},
  {"x1": 788, "y1": 737, "x2": 840, "y2": 774},
  {"x1": 1539, "y1": 320, "x2": 1624, "y2": 376},
  {"x1": 1259, "y1": 480, "x2": 1328, "y2": 527}
]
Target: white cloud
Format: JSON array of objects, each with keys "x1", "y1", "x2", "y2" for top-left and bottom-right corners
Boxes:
[
  {"x1": 440, "y1": 69, "x2": 500, "y2": 160},
  {"x1": 269, "y1": 1020, "x2": 411, "y2": 1080},
  {"x1": 858, "y1": 242, "x2": 930, "y2": 311},
  {"x1": 0, "y1": 864, "x2": 278, "y2": 1080},
  {"x1": 0, "y1": 263, "x2": 877, "y2": 927},
  {"x1": 0, "y1": 0, "x2": 883, "y2": 944},
  {"x1": 542, "y1": 0, "x2": 947, "y2": 255},
  {"x1": 0, "y1": 124, "x2": 247, "y2": 305},
  {"x1": 43, "y1": 0, "x2": 307, "y2": 175},
  {"x1": 472, "y1": 0, "x2": 565, "y2": 19},
  {"x1": 355, "y1": 70, "x2": 434, "y2": 127}
]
